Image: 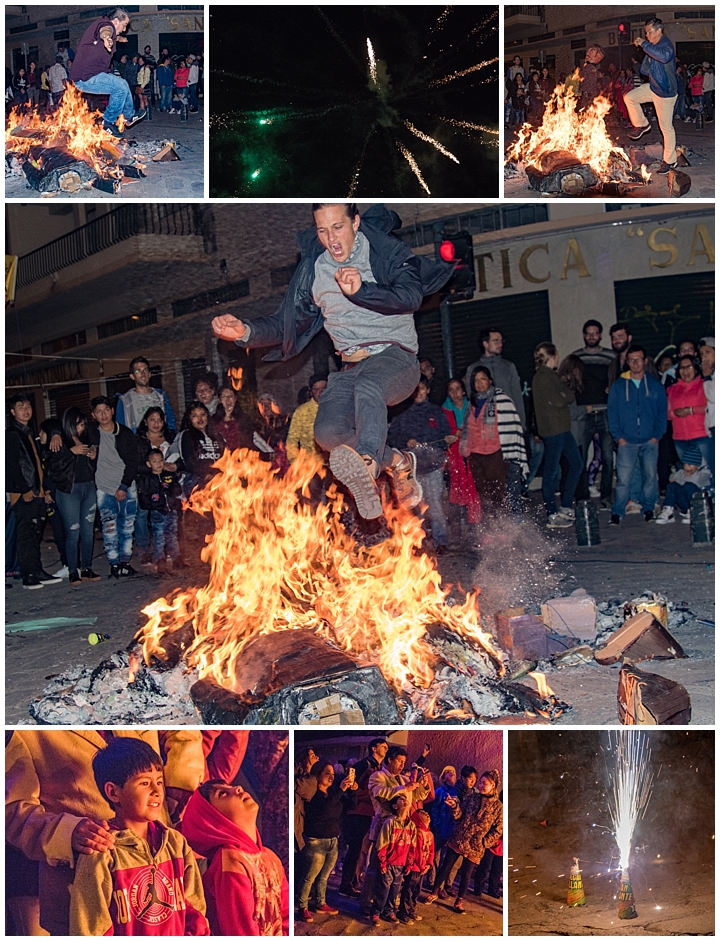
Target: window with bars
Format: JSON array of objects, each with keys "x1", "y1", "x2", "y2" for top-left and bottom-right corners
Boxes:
[{"x1": 97, "y1": 308, "x2": 157, "y2": 340}]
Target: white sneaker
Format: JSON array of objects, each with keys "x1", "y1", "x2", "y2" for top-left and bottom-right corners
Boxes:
[
  {"x1": 654, "y1": 506, "x2": 674, "y2": 524},
  {"x1": 588, "y1": 485, "x2": 600, "y2": 498},
  {"x1": 558, "y1": 506, "x2": 575, "y2": 520},
  {"x1": 53, "y1": 565, "x2": 70, "y2": 579},
  {"x1": 547, "y1": 512, "x2": 573, "y2": 529},
  {"x1": 679, "y1": 510, "x2": 691, "y2": 524},
  {"x1": 625, "y1": 500, "x2": 642, "y2": 514}
]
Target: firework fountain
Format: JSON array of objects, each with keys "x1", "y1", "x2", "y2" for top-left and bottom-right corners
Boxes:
[{"x1": 606, "y1": 730, "x2": 656, "y2": 919}]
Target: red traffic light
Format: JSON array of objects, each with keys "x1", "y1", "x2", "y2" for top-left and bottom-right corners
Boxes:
[
  {"x1": 618, "y1": 22, "x2": 628, "y2": 32},
  {"x1": 439, "y1": 240, "x2": 457, "y2": 262}
]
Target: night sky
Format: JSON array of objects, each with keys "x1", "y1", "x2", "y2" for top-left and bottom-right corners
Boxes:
[{"x1": 210, "y1": 6, "x2": 499, "y2": 198}]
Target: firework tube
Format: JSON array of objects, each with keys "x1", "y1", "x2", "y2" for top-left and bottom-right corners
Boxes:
[
  {"x1": 567, "y1": 857, "x2": 586, "y2": 906},
  {"x1": 618, "y1": 868, "x2": 638, "y2": 919}
]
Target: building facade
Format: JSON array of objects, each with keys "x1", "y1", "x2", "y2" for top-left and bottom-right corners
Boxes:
[
  {"x1": 505, "y1": 5, "x2": 714, "y2": 76},
  {"x1": 6, "y1": 4, "x2": 203, "y2": 73},
  {"x1": 5, "y1": 202, "x2": 715, "y2": 422}
]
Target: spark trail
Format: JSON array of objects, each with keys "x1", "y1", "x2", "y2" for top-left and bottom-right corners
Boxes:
[
  {"x1": 405, "y1": 120, "x2": 459, "y2": 163},
  {"x1": 606, "y1": 730, "x2": 656, "y2": 871},
  {"x1": 367, "y1": 38, "x2": 378, "y2": 86},
  {"x1": 429, "y1": 57, "x2": 499, "y2": 87},
  {"x1": 397, "y1": 142, "x2": 431, "y2": 194}
]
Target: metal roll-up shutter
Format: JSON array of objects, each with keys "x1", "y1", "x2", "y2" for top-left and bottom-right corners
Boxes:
[
  {"x1": 614, "y1": 272, "x2": 715, "y2": 358},
  {"x1": 415, "y1": 289, "x2": 551, "y2": 392}
]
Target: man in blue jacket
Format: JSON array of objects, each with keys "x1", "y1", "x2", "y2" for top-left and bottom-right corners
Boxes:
[
  {"x1": 607, "y1": 346, "x2": 667, "y2": 525},
  {"x1": 624, "y1": 17, "x2": 678, "y2": 173},
  {"x1": 212, "y1": 204, "x2": 453, "y2": 520}
]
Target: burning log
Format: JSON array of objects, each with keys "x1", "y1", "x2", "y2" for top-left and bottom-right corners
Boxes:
[
  {"x1": 595, "y1": 610, "x2": 686, "y2": 666},
  {"x1": 22, "y1": 148, "x2": 97, "y2": 192},
  {"x1": 618, "y1": 665, "x2": 691, "y2": 725},
  {"x1": 501, "y1": 672, "x2": 570, "y2": 721}
]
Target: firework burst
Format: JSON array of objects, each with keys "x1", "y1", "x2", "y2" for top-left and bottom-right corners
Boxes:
[
  {"x1": 210, "y1": 6, "x2": 499, "y2": 197},
  {"x1": 606, "y1": 730, "x2": 656, "y2": 871}
]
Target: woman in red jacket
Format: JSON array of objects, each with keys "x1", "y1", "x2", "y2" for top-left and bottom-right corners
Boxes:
[{"x1": 667, "y1": 355, "x2": 712, "y2": 468}]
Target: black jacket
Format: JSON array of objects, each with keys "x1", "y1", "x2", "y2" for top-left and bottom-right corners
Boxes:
[
  {"x1": 5, "y1": 420, "x2": 43, "y2": 498},
  {"x1": 86, "y1": 421, "x2": 139, "y2": 491},
  {"x1": 43, "y1": 422, "x2": 97, "y2": 494},
  {"x1": 235, "y1": 204, "x2": 453, "y2": 362},
  {"x1": 138, "y1": 470, "x2": 182, "y2": 513}
]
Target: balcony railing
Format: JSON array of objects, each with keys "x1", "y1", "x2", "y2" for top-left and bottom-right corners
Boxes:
[{"x1": 17, "y1": 204, "x2": 212, "y2": 289}]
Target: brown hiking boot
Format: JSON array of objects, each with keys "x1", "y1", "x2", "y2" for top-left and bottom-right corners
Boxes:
[
  {"x1": 388, "y1": 449, "x2": 423, "y2": 510},
  {"x1": 329, "y1": 446, "x2": 383, "y2": 519}
]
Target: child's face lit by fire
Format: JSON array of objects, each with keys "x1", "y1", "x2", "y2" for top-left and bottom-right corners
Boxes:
[
  {"x1": 105, "y1": 767, "x2": 165, "y2": 826},
  {"x1": 147, "y1": 453, "x2": 165, "y2": 474},
  {"x1": 208, "y1": 783, "x2": 259, "y2": 829}
]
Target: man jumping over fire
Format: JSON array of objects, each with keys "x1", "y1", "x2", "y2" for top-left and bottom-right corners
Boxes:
[
  {"x1": 624, "y1": 17, "x2": 678, "y2": 174},
  {"x1": 212, "y1": 204, "x2": 453, "y2": 520},
  {"x1": 69, "y1": 7, "x2": 146, "y2": 139}
]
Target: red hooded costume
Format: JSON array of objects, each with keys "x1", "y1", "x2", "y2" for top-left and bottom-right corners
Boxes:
[
  {"x1": 407, "y1": 810, "x2": 435, "y2": 873},
  {"x1": 181, "y1": 789, "x2": 289, "y2": 936}
]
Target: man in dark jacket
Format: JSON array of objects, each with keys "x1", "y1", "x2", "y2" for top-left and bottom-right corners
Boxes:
[
  {"x1": 339, "y1": 737, "x2": 389, "y2": 897},
  {"x1": 212, "y1": 203, "x2": 453, "y2": 520},
  {"x1": 87, "y1": 396, "x2": 140, "y2": 576},
  {"x1": 5, "y1": 395, "x2": 62, "y2": 589},
  {"x1": 607, "y1": 346, "x2": 667, "y2": 525},
  {"x1": 69, "y1": 7, "x2": 146, "y2": 138},
  {"x1": 388, "y1": 378, "x2": 452, "y2": 552},
  {"x1": 463, "y1": 326, "x2": 525, "y2": 428},
  {"x1": 624, "y1": 17, "x2": 678, "y2": 172}
]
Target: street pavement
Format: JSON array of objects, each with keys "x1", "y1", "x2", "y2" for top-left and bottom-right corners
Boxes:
[{"x1": 5, "y1": 492, "x2": 714, "y2": 725}]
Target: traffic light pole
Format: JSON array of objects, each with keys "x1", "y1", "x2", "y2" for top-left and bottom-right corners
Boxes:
[{"x1": 440, "y1": 297, "x2": 456, "y2": 381}]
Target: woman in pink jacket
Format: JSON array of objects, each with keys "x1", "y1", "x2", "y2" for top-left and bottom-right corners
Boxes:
[{"x1": 666, "y1": 355, "x2": 712, "y2": 468}]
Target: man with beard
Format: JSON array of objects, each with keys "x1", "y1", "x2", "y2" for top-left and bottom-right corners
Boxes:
[
  {"x1": 571, "y1": 320, "x2": 616, "y2": 509},
  {"x1": 211, "y1": 204, "x2": 453, "y2": 521},
  {"x1": 609, "y1": 323, "x2": 658, "y2": 386}
]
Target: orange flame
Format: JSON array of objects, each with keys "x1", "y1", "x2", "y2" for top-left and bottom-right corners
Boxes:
[
  {"x1": 528, "y1": 671, "x2": 555, "y2": 699},
  {"x1": 506, "y1": 71, "x2": 633, "y2": 180},
  {"x1": 5, "y1": 85, "x2": 128, "y2": 174},
  {"x1": 136, "y1": 449, "x2": 502, "y2": 693},
  {"x1": 228, "y1": 366, "x2": 244, "y2": 391}
]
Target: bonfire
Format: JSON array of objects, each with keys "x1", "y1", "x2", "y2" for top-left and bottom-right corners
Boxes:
[
  {"x1": 506, "y1": 71, "x2": 651, "y2": 191},
  {"x1": 136, "y1": 449, "x2": 504, "y2": 696}
]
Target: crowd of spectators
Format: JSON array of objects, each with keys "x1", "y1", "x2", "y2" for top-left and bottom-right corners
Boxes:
[
  {"x1": 5, "y1": 322, "x2": 715, "y2": 586},
  {"x1": 294, "y1": 738, "x2": 502, "y2": 927}
]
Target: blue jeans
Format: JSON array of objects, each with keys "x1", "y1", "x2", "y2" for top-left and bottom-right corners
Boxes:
[
  {"x1": 55, "y1": 482, "x2": 97, "y2": 571},
  {"x1": 418, "y1": 468, "x2": 448, "y2": 546},
  {"x1": 150, "y1": 509, "x2": 180, "y2": 563},
  {"x1": 581, "y1": 410, "x2": 614, "y2": 500},
  {"x1": 612, "y1": 441, "x2": 659, "y2": 517},
  {"x1": 97, "y1": 485, "x2": 137, "y2": 565},
  {"x1": 673, "y1": 436, "x2": 714, "y2": 470},
  {"x1": 374, "y1": 865, "x2": 405, "y2": 917},
  {"x1": 159, "y1": 85, "x2": 172, "y2": 110},
  {"x1": 315, "y1": 346, "x2": 420, "y2": 471},
  {"x1": 704, "y1": 90, "x2": 714, "y2": 120},
  {"x1": 542, "y1": 431, "x2": 583, "y2": 514},
  {"x1": 189, "y1": 82, "x2": 198, "y2": 109},
  {"x1": 664, "y1": 480, "x2": 698, "y2": 513},
  {"x1": 73, "y1": 72, "x2": 134, "y2": 125},
  {"x1": 298, "y1": 837, "x2": 338, "y2": 909}
]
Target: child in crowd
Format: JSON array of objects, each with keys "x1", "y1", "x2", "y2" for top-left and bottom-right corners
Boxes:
[
  {"x1": 398, "y1": 809, "x2": 434, "y2": 925},
  {"x1": 69, "y1": 738, "x2": 210, "y2": 936},
  {"x1": 182, "y1": 779, "x2": 289, "y2": 936},
  {"x1": 371, "y1": 794, "x2": 417, "y2": 925},
  {"x1": 138, "y1": 449, "x2": 182, "y2": 573},
  {"x1": 655, "y1": 451, "x2": 712, "y2": 524}
]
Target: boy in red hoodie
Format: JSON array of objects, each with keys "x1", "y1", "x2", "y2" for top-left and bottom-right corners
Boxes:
[
  {"x1": 69, "y1": 737, "x2": 210, "y2": 936},
  {"x1": 371, "y1": 793, "x2": 417, "y2": 925},
  {"x1": 182, "y1": 779, "x2": 289, "y2": 936},
  {"x1": 399, "y1": 809, "x2": 434, "y2": 924}
]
